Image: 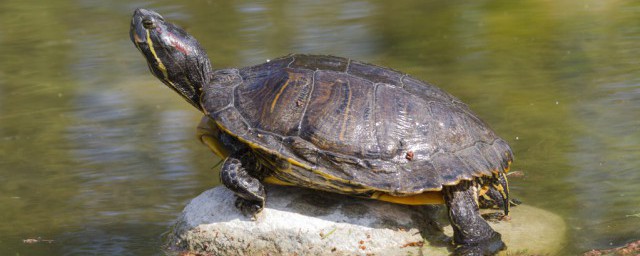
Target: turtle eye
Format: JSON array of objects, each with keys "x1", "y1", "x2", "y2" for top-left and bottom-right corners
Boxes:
[{"x1": 142, "y1": 19, "x2": 155, "y2": 29}]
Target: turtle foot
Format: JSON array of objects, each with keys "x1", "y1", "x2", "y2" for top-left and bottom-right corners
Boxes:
[
  {"x1": 453, "y1": 231, "x2": 505, "y2": 256},
  {"x1": 482, "y1": 212, "x2": 511, "y2": 223},
  {"x1": 235, "y1": 197, "x2": 263, "y2": 220}
]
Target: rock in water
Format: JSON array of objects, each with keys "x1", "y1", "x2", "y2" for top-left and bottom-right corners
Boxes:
[{"x1": 168, "y1": 185, "x2": 565, "y2": 255}]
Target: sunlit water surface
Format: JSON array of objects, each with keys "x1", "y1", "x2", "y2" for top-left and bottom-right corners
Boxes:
[{"x1": 0, "y1": 0, "x2": 638, "y2": 255}]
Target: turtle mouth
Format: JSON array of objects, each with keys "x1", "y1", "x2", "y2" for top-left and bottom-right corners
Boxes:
[{"x1": 130, "y1": 26, "x2": 145, "y2": 44}]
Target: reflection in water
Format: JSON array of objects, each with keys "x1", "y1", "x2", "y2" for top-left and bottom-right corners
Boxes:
[
  {"x1": 0, "y1": 0, "x2": 638, "y2": 255},
  {"x1": 236, "y1": 0, "x2": 375, "y2": 63},
  {"x1": 570, "y1": 35, "x2": 640, "y2": 247},
  {"x1": 62, "y1": 89, "x2": 202, "y2": 254}
]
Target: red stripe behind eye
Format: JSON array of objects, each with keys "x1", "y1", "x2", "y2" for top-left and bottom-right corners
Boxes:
[
  {"x1": 173, "y1": 41, "x2": 189, "y2": 55},
  {"x1": 167, "y1": 31, "x2": 189, "y2": 55}
]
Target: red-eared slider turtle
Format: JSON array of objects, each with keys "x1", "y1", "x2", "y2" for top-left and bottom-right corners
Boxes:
[{"x1": 130, "y1": 9, "x2": 514, "y2": 255}]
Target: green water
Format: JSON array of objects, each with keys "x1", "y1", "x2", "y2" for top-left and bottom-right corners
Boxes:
[{"x1": 1, "y1": 0, "x2": 638, "y2": 254}]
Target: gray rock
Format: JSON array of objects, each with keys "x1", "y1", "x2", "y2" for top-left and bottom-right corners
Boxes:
[{"x1": 168, "y1": 185, "x2": 565, "y2": 255}]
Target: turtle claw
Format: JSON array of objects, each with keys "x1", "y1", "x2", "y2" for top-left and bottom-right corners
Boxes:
[
  {"x1": 454, "y1": 244, "x2": 504, "y2": 256},
  {"x1": 453, "y1": 231, "x2": 505, "y2": 256},
  {"x1": 481, "y1": 212, "x2": 511, "y2": 223},
  {"x1": 235, "y1": 197, "x2": 263, "y2": 219}
]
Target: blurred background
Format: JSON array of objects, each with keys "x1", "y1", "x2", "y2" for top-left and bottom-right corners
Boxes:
[{"x1": 0, "y1": 0, "x2": 638, "y2": 254}]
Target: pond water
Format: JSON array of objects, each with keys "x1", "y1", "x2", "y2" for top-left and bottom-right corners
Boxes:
[{"x1": 1, "y1": 0, "x2": 638, "y2": 255}]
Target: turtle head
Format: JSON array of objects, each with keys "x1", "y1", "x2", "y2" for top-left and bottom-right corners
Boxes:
[{"x1": 130, "y1": 8, "x2": 212, "y2": 110}]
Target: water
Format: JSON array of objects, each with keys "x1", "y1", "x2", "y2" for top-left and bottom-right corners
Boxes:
[{"x1": 1, "y1": 0, "x2": 638, "y2": 254}]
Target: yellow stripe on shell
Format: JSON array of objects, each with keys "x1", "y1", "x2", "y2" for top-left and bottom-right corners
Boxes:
[
  {"x1": 263, "y1": 176, "x2": 295, "y2": 186},
  {"x1": 371, "y1": 191, "x2": 445, "y2": 205},
  {"x1": 338, "y1": 82, "x2": 352, "y2": 141},
  {"x1": 270, "y1": 79, "x2": 290, "y2": 113}
]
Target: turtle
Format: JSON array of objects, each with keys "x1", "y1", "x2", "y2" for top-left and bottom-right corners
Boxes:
[{"x1": 130, "y1": 8, "x2": 514, "y2": 255}]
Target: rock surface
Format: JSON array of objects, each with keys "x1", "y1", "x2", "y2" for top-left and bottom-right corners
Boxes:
[
  {"x1": 168, "y1": 185, "x2": 565, "y2": 255},
  {"x1": 584, "y1": 240, "x2": 640, "y2": 256}
]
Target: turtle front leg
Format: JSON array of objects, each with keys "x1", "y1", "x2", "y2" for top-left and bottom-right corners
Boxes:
[
  {"x1": 444, "y1": 180, "x2": 505, "y2": 256},
  {"x1": 220, "y1": 151, "x2": 266, "y2": 219}
]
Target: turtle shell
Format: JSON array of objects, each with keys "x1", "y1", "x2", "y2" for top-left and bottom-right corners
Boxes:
[{"x1": 201, "y1": 54, "x2": 512, "y2": 196}]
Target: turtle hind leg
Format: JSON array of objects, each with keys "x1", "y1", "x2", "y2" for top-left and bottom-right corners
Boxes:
[
  {"x1": 479, "y1": 172, "x2": 520, "y2": 215},
  {"x1": 220, "y1": 151, "x2": 266, "y2": 219},
  {"x1": 443, "y1": 180, "x2": 505, "y2": 256}
]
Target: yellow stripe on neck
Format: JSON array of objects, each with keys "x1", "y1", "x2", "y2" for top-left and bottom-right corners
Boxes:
[{"x1": 145, "y1": 29, "x2": 169, "y2": 80}]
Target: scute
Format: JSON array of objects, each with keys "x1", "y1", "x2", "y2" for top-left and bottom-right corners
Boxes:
[
  {"x1": 239, "y1": 56, "x2": 293, "y2": 81},
  {"x1": 201, "y1": 69, "x2": 241, "y2": 113},
  {"x1": 289, "y1": 54, "x2": 349, "y2": 72},
  {"x1": 205, "y1": 54, "x2": 513, "y2": 194},
  {"x1": 298, "y1": 70, "x2": 379, "y2": 158},
  {"x1": 235, "y1": 68, "x2": 313, "y2": 136},
  {"x1": 348, "y1": 60, "x2": 404, "y2": 85}
]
